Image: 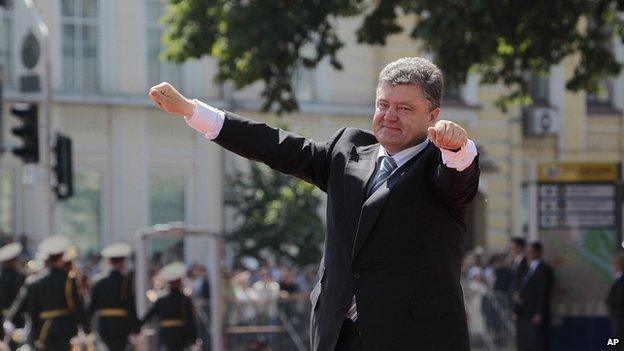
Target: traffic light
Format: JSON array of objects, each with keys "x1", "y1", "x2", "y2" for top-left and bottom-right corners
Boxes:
[
  {"x1": 10, "y1": 103, "x2": 39, "y2": 163},
  {"x1": 53, "y1": 133, "x2": 73, "y2": 200}
]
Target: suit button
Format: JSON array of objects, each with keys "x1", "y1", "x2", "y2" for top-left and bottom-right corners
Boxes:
[{"x1": 353, "y1": 273, "x2": 360, "y2": 280}]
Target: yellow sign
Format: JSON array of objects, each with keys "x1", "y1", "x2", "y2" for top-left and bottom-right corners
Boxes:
[{"x1": 537, "y1": 162, "x2": 620, "y2": 182}]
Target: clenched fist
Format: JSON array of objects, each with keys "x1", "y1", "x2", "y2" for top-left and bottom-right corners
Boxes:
[
  {"x1": 427, "y1": 120, "x2": 468, "y2": 151},
  {"x1": 148, "y1": 82, "x2": 196, "y2": 117}
]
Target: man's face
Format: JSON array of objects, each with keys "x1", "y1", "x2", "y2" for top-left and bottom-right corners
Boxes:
[
  {"x1": 509, "y1": 243, "x2": 523, "y2": 257},
  {"x1": 373, "y1": 82, "x2": 439, "y2": 155},
  {"x1": 527, "y1": 247, "x2": 540, "y2": 261}
]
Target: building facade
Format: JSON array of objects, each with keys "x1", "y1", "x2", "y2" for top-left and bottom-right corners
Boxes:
[{"x1": 1, "y1": 1, "x2": 623, "y2": 312}]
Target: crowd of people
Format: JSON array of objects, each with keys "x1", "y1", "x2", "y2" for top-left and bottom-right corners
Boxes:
[
  {"x1": 1, "y1": 229, "x2": 622, "y2": 351},
  {"x1": 0, "y1": 234, "x2": 212, "y2": 351},
  {"x1": 223, "y1": 258, "x2": 317, "y2": 350},
  {"x1": 462, "y1": 238, "x2": 555, "y2": 351}
]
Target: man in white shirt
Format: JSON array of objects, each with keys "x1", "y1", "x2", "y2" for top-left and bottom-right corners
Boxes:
[{"x1": 148, "y1": 57, "x2": 480, "y2": 351}]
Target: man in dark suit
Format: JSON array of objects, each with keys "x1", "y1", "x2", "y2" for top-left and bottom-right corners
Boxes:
[
  {"x1": 514, "y1": 241, "x2": 554, "y2": 351},
  {"x1": 148, "y1": 57, "x2": 480, "y2": 351},
  {"x1": 606, "y1": 252, "x2": 624, "y2": 350},
  {"x1": 509, "y1": 237, "x2": 528, "y2": 295},
  {"x1": 89, "y1": 242, "x2": 139, "y2": 351}
]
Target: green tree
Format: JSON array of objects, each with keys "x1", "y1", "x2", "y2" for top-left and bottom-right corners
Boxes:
[
  {"x1": 162, "y1": 0, "x2": 361, "y2": 113},
  {"x1": 224, "y1": 159, "x2": 325, "y2": 267},
  {"x1": 163, "y1": 0, "x2": 624, "y2": 113},
  {"x1": 357, "y1": 0, "x2": 624, "y2": 109}
]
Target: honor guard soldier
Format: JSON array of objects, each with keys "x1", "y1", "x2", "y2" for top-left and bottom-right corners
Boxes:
[
  {"x1": 89, "y1": 242, "x2": 139, "y2": 351},
  {"x1": 0, "y1": 243, "x2": 25, "y2": 341},
  {"x1": 6, "y1": 235, "x2": 90, "y2": 351},
  {"x1": 141, "y1": 262, "x2": 199, "y2": 350}
]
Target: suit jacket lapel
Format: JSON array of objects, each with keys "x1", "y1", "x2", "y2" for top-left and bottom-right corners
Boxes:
[
  {"x1": 351, "y1": 142, "x2": 434, "y2": 262},
  {"x1": 343, "y1": 144, "x2": 378, "y2": 241}
]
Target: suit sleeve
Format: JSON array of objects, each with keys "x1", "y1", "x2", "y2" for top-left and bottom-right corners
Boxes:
[
  {"x1": 213, "y1": 112, "x2": 346, "y2": 192},
  {"x1": 433, "y1": 152, "x2": 480, "y2": 208},
  {"x1": 612, "y1": 280, "x2": 624, "y2": 310},
  {"x1": 532, "y1": 265, "x2": 553, "y2": 318}
]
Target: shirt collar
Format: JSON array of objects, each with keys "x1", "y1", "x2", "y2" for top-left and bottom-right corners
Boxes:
[
  {"x1": 378, "y1": 139, "x2": 429, "y2": 170},
  {"x1": 529, "y1": 259, "x2": 541, "y2": 271},
  {"x1": 616, "y1": 271, "x2": 623, "y2": 280}
]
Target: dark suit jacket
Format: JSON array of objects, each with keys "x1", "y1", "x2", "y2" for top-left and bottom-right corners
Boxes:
[
  {"x1": 510, "y1": 256, "x2": 528, "y2": 294},
  {"x1": 517, "y1": 261, "x2": 554, "y2": 321},
  {"x1": 89, "y1": 269, "x2": 140, "y2": 341},
  {"x1": 213, "y1": 112, "x2": 480, "y2": 351}
]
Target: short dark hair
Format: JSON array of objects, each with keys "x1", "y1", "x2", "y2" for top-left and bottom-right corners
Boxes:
[
  {"x1": 511, "y1": 237, "x2": 527, "y2": 248},
  {"x1": 377, "y1": 57, "x2": 443, "y2": 111},
  {"x1": 529, "y1": 241, "x2": 543, "y2": 254}
]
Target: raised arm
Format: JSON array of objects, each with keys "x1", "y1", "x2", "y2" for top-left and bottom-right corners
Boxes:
[
  {"x1": 427, "y1": 120, "x2": 480, "y2": 207},
  {"x1": 148, "y1": 82, "x2": 344, "y2": 191}
]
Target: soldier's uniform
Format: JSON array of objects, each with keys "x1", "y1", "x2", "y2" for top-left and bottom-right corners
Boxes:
[
  {"x1": 141, "y1": 262, "x2": 198, "y2": 350},
  {"x1": 0, "y1": 243, "x2": 25, "y2": 341},
  {"x1": 8, "y1": 235, "x2": 90, "y2": 351},
  {"x1": 89, "y1": 243, "x2": 138, "y2": 351}
]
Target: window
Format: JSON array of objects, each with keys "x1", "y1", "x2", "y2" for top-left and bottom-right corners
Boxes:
[
  {"x1": 61, "y1": 0, "x2": 99, "y2": 91},
  {"x1": 61, "y1": 170, "x2": 101, "y2": 255},
  {"x1": 0, "y1": 5, "x2": 13, "y2": 88},
  {"x1": 586, "y1": 80, "x2": 614, "y2": 106},
  {"x1": 529, "y1": 74, "x2": 549, "y2": 104},
  {"x1": 146, "y1": 0, "x2": 183, "y2": 87},
  {"x1": 149, "y1": 174, "x2": 185, "y2": 261},
  {"x1": 0, "y1": 170, "x2": 15, "y2": 234},
  {"x1": 294, "y1": 64, "x2": 316, "y2": 102}
]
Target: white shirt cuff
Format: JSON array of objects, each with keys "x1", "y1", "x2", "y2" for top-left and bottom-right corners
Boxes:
[
  {"x1": 184, "y1": 99, "x2": 225, "y2": 140},
  {"x1": 440, "y1": 139, "x2": 478, "y2": 172}
]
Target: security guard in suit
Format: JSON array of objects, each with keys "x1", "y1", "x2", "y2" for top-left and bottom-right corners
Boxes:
[
  {"x1": 141, "y1": 262, "x2": 198, "y2": 350},
  {"x1": 6, "y1": 235, "x2": 90, "y2": 351},
  {"x1": 89, "y1": 242, "x2": 139, "y2": 351},
  {"x1": 0, "y1": 243, "x2": 25, "y2": 342}
]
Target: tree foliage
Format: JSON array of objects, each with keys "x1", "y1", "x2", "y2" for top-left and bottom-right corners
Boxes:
[
  {"x1": 162, "y1": 0, "x2": 361, "y2": 113},
  {"x1": 224, "y1": 158, "x2": 325, "y2": 267},
  {"x1": 163, "y1": 0, "x2": 624, "y2": 112},
  {"x1": 357, "y1": 0, "x2": 624, "y2": 109}
]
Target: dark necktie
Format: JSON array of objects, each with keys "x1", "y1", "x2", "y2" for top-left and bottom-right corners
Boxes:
[
  {"x1": 367, "y1": 156, "x2": 398, "y2": 198},
  {"x1": 347, "y1": 156, "x2": 398, "y2": 322}
]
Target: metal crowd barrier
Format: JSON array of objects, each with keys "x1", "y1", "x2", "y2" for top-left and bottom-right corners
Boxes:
[
  {"x1": 224, "y1": 296, "x2": 311, "y2": 351},
  {"x1": 467, "y1": 290, "x2": 517, "y2": 351}
]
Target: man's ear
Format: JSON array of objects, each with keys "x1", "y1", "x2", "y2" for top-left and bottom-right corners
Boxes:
[{"x1": 428, "y1": 108, "x2": 440, "y2": 124}]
